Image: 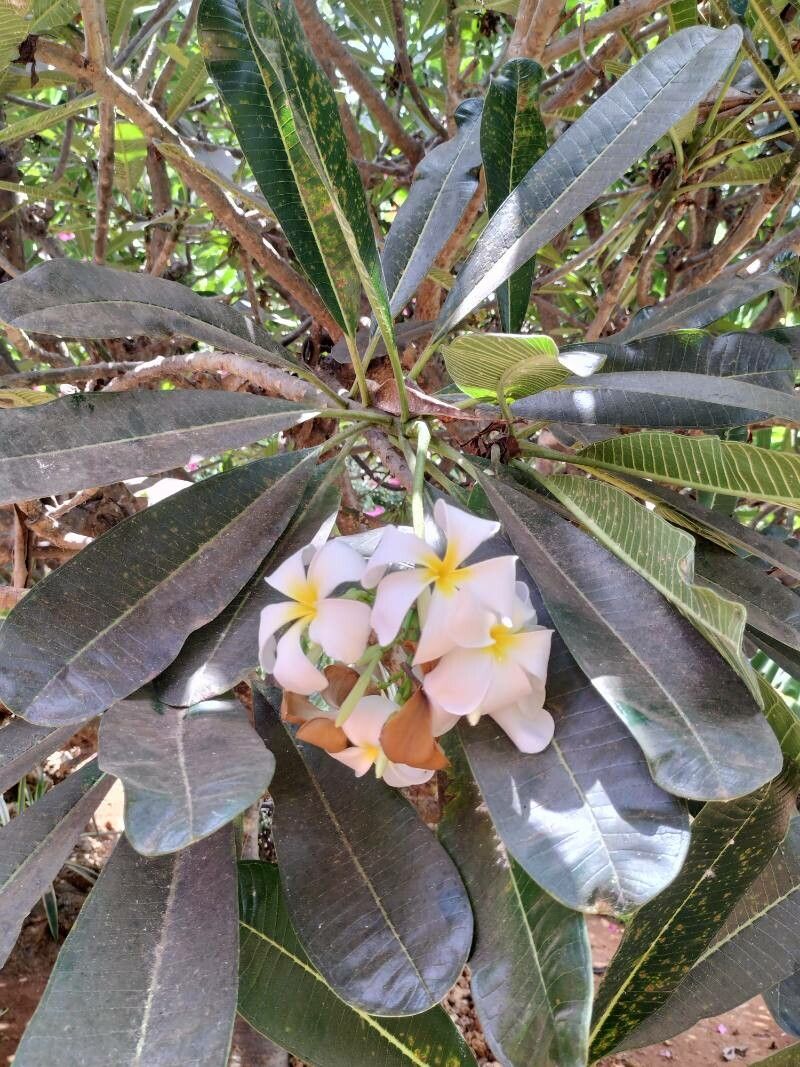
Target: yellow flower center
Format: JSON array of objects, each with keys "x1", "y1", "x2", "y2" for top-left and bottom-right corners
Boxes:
[
  {"x1": 361, "y1": 743, "x2": 381, "y2": 764},
  {"x1": 286, "y1": 577, "x2": 319, "y2": 622},
  {"x1": 487, "y1": 623, "x2": 518, "y2": 662},
  {"x1": 421, "y1": 543, "x2": 470, "y2": 596}
]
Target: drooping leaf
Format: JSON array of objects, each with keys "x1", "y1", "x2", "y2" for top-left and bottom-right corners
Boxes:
[
  {"x1": 575, "y1": 432, "x2": 800, "y2": 508},
  {"x1": 0, "y1": 94, "x2": 97, "y2": 147},
  {"x1": 0, "y1": 387, "x2": 53, "y2": 408},
  {"x1": 618, "y1": 271, "x2": 788, "y2": 339},
  {"x1": 591, "y1": 776, "x2": 799, "y2": 1057},
  {"x1": 238, "y1": 860, "x2": 478, "y2": 1066},
  {"x1": 0, "y1": 760, "x2": 111, "y2": 967},
  {"x1": 198, "y1": 0, "x2": 361, "y2": 333},
  {"x1": 98, "y1": 691, "x2": 274, "y2": 855},
  {"x1": 433, "y1": 25, "x2": 743, "y2": 340},
  {"x1": 455, "y1": 538, "x2": 689, "y2": 915},
  {"x1": 0, "y1": 390, "x2": 311, "y2": 505},
  {"x1": 543, "y1": 474, "x2": 761, "y2": 699},
  {"x1": 692, "y1": 543, "x2": 800, "y2": 653},
  {"x1": 245, "y1": 0, "x2": 395, "y2": 348},
  {"x1": 481, "y1": 58, "x2": 547, "y2": 332},
  {"x1": 252, "y1": 685, "x2": 473, "y2": 1016},
  {"x1": 612, "y1": 815, "x2": 800, "y2": 1050},
  {"x1": 438, "y1": 729, "x2": 593, "y2": 1067},
  {"x1": 0, "y1": 450, "x2": 316, "y2": 725},
  {"x1": 514, "y1": 331, "x2": 795, "y2": 428},
  {"x1": 0, "y1": 260, "x2": 299, "y2": 369},
  {"x1": 479, "y1": 472, "x2": 782, "y2": 800},
  {"x1": 619, "y1": 476, "x2": 800, "y2": 582},
  {"x1": 0, "y1": 717, "x2": 83, "y2": 794},
  {"x1": 155, "y1": 463, "x2": 340, "y2": 706},
  {"x1": 382, "y1": 99, "x2": 482, "y2": 316},
  {"x1": 766, "y1": 972, "x2": 800, "y2": 1040},
  {"x1": 14, "y1": 830, "x2": 238, "y2": 1067}
]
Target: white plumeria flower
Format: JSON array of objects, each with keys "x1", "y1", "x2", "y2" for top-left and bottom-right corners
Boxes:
[
  {"x1": 362, "y1": 499, "x2": 518, "y2": 663},
  {"x1": 329, "y1": 695, "x2": 434, "y2": 788},
  {"x1": 423, "y1": 582, "x2": 552, "y2": 723},
  {"x1": 259, "y1": 538, "x2": 371, "y2": 696},
  {"x1": 429, "y1": 692, "x2": 555, "y2": 754}
]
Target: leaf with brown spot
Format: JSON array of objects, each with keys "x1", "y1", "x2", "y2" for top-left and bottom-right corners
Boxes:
[{"x1": 373, "y1": 379, "x2": 488, "y2": 421}]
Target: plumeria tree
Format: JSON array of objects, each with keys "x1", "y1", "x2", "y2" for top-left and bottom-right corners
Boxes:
[{"x1": 0, "y1": 1, "x2": 800, "y2": 1066}]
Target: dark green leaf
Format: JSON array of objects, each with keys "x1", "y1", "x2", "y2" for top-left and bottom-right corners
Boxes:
[
  {"x1": 0, "y1": 390, "x2": 311, "y2": 505},
  {"x1": 238, "y1": 861, "x2": 478, "y2": 1066},
  {"x1": 0, "y1": 450, "x2": 316, "y2": 725},
  {"x1": 576, "y1": 432, "x2": 800, "y2": 508},
  {"x1": 98, "y1": 691, "x2": 274, "y2": 855},
  {"x1": 0, "y1": 260, "x2": 298, "y2": 369},
  {"x1": 618, "y1": 271, "x2": 788, "y2": 339},
  {"x1": 479, "y1": 473, "x2": 781, "y2": 799},
  {"x1": 252, "y1": 685, "x2": 473, "y2": 1016},
  {"x1": 246, "y1": 0, "x2": 394, "y2": 347},
  {"x1": 543, "y1": 475, "x2": 760, "y2": 698},
  {"x1": 766, "y1": 971, "x2": 800, "y2": 1039},
  {"x1": 0, "y1": 718, "x2": 83, "y2": 794},
  {"x1": 514, "y1": 331, "x2": 794, "y2": 428},
  {"x1": 198, "y1": 0, "x2": 360, "y2": 333},
  {"x1": 613, "y1": 816, "x2": 800, "y2": 1049},
  {"x1": 438, "y1": 730, "x2": 593, "y2": 1066},
  {"x1": 456, "y1": 544, "x2": 689, "y2": 915},
  {"x1": 616, "y1": 476, "x2": 800, "y2": 582},
  {"x1": 519, "y1": 369, "x2": 800, "y2": 428},
  {"x1": 481, "y1": 58, "x2": 547, "y2": 332},
  {"x1": 383, "y1": 100, "x2": 482, "y2": 316},
  {"x1": 693, "y1": 544, "x2": 800, "y2": 652},
  {"x1": 14, "y1": 829, "x2": 238, "y2": 1067},
  {"x1": 591, "y1": 777, "x2": 799, "y2": 1057},
  {"x1": 0, "y1": 760, "x2": 111, "y2": 967},
  {"x1": 433, "y1": 26, "x2": 743, "y2": 340},
  {"x1": 750, "y1": 631, "x2": 800, "y2": 683},
  {"x1": 155, "y1": 463, "x2": 340, "y2": 707}
]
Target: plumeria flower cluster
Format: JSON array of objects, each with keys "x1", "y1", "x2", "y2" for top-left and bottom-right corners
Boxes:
[{"x1": 258, "y1": 500, "x2": 554, "y2": 787}]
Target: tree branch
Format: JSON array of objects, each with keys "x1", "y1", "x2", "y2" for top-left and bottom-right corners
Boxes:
[
  {"x1": 391, "y1": 0, "x2": 446, "y2": 137},
  {"x1": 293, "y1": 0, "x2": 422, "y2": 164},
  {"x1": 540, "y1": 0, "x2": 674, "y2": 65},
  {"x1": 35, "y1": 39, "x2": 340, "y2": 334}
]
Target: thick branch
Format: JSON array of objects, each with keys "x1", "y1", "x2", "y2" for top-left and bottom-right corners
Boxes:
[
  {"x1": 35, "y1": 39, "x2": 339, "y2": 334},
  {"x1": 540, "y1": 0, "x2": 673, "y2": 65},
  {"x1": 509, "y1": 0, "x2": 565, "y2": 62}
]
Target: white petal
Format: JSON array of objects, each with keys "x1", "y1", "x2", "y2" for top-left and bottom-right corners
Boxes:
[
  {"x1": 258, "y1": 600, "x2": 305, "y2": 658},
  {"x1": 309, "y1": 598, "x2": 371, "y2": 664},
  {"x1": 272, "y1": 622, "x2": 327, "y2": 695},
  {"x1": 512, "y1": 582, "x2": 537, "y2": 628},
  {"x1": 434, "y1": 498, "x2": 500, "y2": 565},
  {"x1": 481, "y1": 659, "x2": 535, "y2": 714},
  {"x1": 265, "y1": 548, "x2": 308, "y2": 598},
  {"x1": 415, "y1": 588, "x2": 485, "y2": 663},
  {"x1": 341, "y1": 695, "x2": 396, "y2": 747},
  {"x1": 423, "y1": 648, "x2": 492, "y2": 716},
  {"x1": 489, "y1": 699, "x2": 555, "y2": 753},
  {"x1": 508, "y1": 627, "x2": 553, "y2": 681},
  {"x1": 308, "y1": 539, "x2": 366, "y2": 598},
  {"x1": 429, "y1": 701, "x2": 461, "y2": 736},
  {"x1": 260, "y1": 635, "x2": 276, "y2": 673},
  {"x1": 383, "y1": 762, "x2": 435, "y2": 787},
  {"x1": 362, "y1": 527, "x2": 432, "y2": 588},
  {"x1": 371, "y1": 568, "x2": 430, "y2": 646},
  {"x1": 462, "y1": 555, "x2": 518, "y2": 618},
  {"x1": 329, "y1": 746, "x2": 376, "y2": 777}
]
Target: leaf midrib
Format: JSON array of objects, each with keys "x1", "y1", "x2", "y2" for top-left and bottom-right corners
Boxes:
[{"x1": 239, "y1": 919, "x2": 434, "y2": 1066}]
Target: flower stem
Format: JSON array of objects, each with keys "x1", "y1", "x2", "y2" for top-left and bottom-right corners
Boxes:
[
  {"x1": 344, "y1": 332, "x2": 372, "y2": 407},
  {"x1": 335, "y1": 645, "x2": 383, "y2": 727},
  {"x1": 411, "y1": 420, "x2": 431, "y2": 538}
]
